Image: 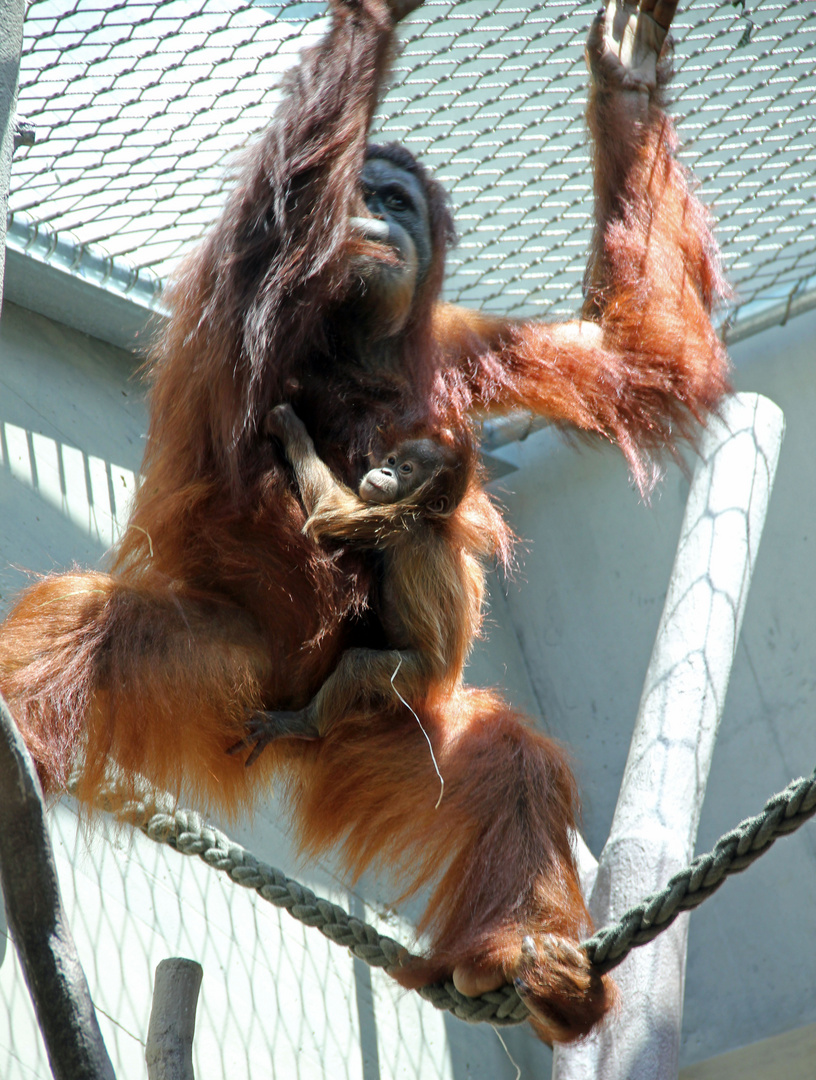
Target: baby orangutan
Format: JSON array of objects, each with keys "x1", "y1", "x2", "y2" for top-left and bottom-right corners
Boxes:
[{"x1": 238, "y1": 402, "x2": 494, "y2": 761}]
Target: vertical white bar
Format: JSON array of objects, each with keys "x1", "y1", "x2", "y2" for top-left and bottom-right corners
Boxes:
[{"x1": 554, "y1": 394, "x2": 785, "y2": 1080}]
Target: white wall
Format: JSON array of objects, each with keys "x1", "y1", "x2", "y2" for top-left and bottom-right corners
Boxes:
[{"x1": 1, "y1": 294, "x2": 814, "y2": 1077}]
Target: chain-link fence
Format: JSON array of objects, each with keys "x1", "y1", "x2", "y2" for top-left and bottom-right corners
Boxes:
[{"x1": 8, "y1": 0, "x2": 816, "y2": 332}]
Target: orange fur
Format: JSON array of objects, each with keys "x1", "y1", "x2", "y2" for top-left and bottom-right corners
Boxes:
[
  {"x1": 0, "y1": 0, "x2": 727, "y2": 1045},
  {"x1": 290, "y1": 686, "x2": 614, "y2": 1041},
  {"x1": 244, "y1": 411, "x2": 499, "y2": 740}
]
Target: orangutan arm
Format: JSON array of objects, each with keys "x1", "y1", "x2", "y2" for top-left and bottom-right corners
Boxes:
[{"x1": 436, "y1": 0, "x2": 729, "y2": 491}]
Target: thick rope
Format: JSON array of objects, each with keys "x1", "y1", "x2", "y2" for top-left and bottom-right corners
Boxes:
[
  {"x1": 112, "y1": 797, "x2": 530, "y2": 1027},
  {"x1": 584, "y1": 768, "x2": 816, "y2": 974},
  {"x1": 114, "y1": 767, "x2": 816, "y2": 1027}
]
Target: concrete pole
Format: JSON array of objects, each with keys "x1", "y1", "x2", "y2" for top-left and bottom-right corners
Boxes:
[
  {"x1": 0, "y1": 0, "x2": 25, "y2": 316},
  {"x1": 554, "y1": 393, "x2": 785, "y2": 1080}
]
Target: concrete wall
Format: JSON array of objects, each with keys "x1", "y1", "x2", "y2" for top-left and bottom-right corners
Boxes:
[{"x1": 0, "y1": 294, "x2": 814, "y2": 1077}]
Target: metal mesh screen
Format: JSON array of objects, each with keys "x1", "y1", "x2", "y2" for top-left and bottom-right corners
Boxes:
[{"x1": 9, "y1": 0, "x2": 816, "y2": 328}]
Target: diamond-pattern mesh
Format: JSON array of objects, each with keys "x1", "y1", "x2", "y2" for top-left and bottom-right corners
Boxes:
[{"x1": 9, "y1": 0, "x2": 816, "y2": 323}]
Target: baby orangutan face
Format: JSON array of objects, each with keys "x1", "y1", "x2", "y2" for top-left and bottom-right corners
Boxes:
[{"x1": 358, "y1": 439, "x2": 453, "y2": 510}]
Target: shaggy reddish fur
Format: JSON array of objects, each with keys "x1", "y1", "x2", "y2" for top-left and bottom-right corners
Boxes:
[{"x1": 0, "y1": 0, "x2": 727, "y2": 1044}]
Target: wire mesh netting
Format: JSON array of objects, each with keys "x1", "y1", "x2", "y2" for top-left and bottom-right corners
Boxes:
[{"x1": 8, "y1": 0, "x2": 816, "y2": 326}]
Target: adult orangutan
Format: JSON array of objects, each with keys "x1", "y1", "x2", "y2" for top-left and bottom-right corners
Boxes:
[{"x1": 0, "y1": 0, "x2": 728, "y2": 1043}]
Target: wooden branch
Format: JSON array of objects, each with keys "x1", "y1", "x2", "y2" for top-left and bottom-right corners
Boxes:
[
  {"x1": 146, "y1": 958, "x2": 203, "y2": 1080},
  {"x1": 0, "y1": 691, "x2": 116, "y2": 1080}
]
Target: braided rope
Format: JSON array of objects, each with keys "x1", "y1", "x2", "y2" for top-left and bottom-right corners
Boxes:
[
  {"x1": 115, "y1": 767, "x2": 816, "y2": 1026},
  {"x1": 584, "y1": 769, "x2": 816, "y2": 973},
  {"x1": 114, "y1": 798, "x2": 530, "y2": 1027}
]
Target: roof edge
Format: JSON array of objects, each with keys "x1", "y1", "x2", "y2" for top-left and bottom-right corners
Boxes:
[{"x1": 3, "y1": 213, "x2": 165, "y2": 352}]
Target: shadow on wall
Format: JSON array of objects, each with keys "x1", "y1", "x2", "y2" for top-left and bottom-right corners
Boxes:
[{"x1": 0, "y1": 421, "x2": 136, "y2": 548}]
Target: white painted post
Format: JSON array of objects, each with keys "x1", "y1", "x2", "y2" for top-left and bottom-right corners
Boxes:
[
  {"x1": 554, "y1": 393, "x2": 785, "y2": 1080},
  {"x1": 0, "y1": 0, "x2": 25, "y2": 314}
]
